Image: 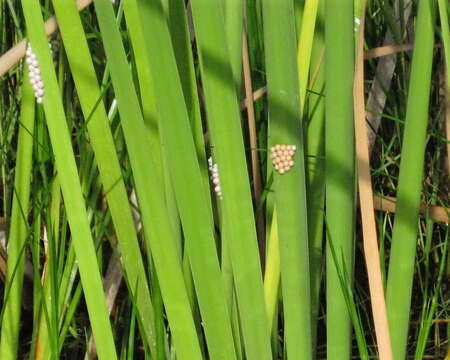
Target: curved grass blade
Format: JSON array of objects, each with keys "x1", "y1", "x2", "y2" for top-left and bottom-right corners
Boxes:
[
  {"x1": 50, "y1": 0, "x2": 156, "y2": 353},
  {"x1": 161, "y1": 0, "x2": 213, "y2": 237},
  {"x1": 121, "y1": 0, "x2": 238, "y2": 358},
  {"x1": 19, "y1": 1, "x2": 118, "y2": 358},
  {"x1": 91, "y1": 1, "x2": 202, "y2": 357},
  {"x1": 164, "y1": 0, "x2": 210, "y2": 190}
]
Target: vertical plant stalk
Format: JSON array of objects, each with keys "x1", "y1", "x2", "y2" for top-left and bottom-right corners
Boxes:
[
  {"x1": 297, "y1": 1, "x2": 326, "y2": 355},
  {"x1": 297, "y1": 0, "x2": 319, "y2": 109},
  {"x1": 446, "y1": 73, "x2": 450, "y2": 176},
  {"x1": 263, "y1": 0, "x2": 312, "y2": 358},
  {"x1": 0, "y1": 71, "x2": 35, "y2": 359},
  {"x1": 437, "y1": 0, "x2": 450, "y2": 173},
  {"x1": 438, "y1": 0, "x2": 449, "y2": 78},
  {"x1": 19, "y1": 0, "x2": 118, "y2": 358},
  {"x1": 354, "y1": 4, "x2": 393, "y2": 360},
  {"x1": 325, "y1": 0, "x2": 355, "y2": 358},
  {"x1": 305, "y1": 9, "x2": 326, "y2": 356},
  {"x1": 386, "y1": 1, "x2": 436, "y2": 359}
]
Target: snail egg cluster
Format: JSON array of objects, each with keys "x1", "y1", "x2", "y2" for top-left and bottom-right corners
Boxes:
[
  {"x1": 354, "y1": 17, "x2": 361, "y2": 32},
  {"x1": 26, "y1": 43, "x2": 50, "y2": 104},
  {"x1": 270, "y1": 144, "x2": 296, "y2": 174},
  {"x1": 208, "y1": 157, "x2": 223, "y2": 200}
]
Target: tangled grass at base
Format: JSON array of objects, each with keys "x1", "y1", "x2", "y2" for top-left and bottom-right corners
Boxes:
[{"x1": 0, "y1": 0, "x2": 449, "y2": 359}]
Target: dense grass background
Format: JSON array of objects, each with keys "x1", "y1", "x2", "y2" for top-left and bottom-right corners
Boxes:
[{"x1": 0, "y1": 0, "x2": 449, "y2": 359}]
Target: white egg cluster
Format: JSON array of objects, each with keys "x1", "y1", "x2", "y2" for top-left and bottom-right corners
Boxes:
[
  {"x1": 26, "y1": 43, "x2": 50, "y2": 104},
  {"x1": 270, "y1": 144, "x2": 297, "y2": 174},
  {"x1": 208, "y1": 157, "x2": 223, "y2": 200},
  {"x1": 354, "y1": 17, "x2": 361, "y2": 32}
]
